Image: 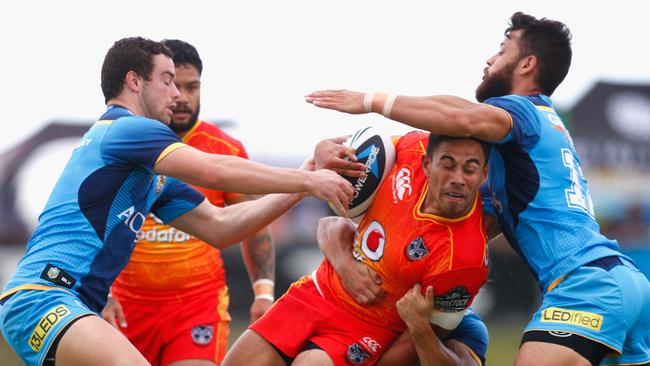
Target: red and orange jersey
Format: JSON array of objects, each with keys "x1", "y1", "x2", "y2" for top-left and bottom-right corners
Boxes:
[
  {"x1": 315, "y1": 131, "x2": 488, "y2": 332},
  {"x1": 112, "y1": 120, "x2": 249, "y2": 302}
]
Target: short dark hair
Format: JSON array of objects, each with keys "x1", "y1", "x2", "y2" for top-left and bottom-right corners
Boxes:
[
  {"x1": 101, "y1": 37, "x2": 173, "y2": 103},
  {"x1": 161, "y1": 39, "x2": 203, "y2": 75},
  {"x1": 507, "y1": 12, "x2": 572, "y2": 96},
  {"x1": 426, "y1": 134, "x2": 491, "y2": 164}
]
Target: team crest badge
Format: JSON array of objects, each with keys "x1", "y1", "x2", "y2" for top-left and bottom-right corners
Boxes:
[
  {"x1": 155, "y1": 175, "x2": 166, "y2": 195},
  {"x1": 360, "y1": 221, "x2": 385, "y2": 261},
  {"x1": 46, "y1": 266, "x2": 60, "y2": 279},
  {"x1": 191, "y1": 325, "x2": 213, "y2": 346},
  {"x1": 345, "y1": 343, "x2": 370, "y2": 365},
  {"x1": 405, "y1": 236, "x2": 428, "y2": 261}
]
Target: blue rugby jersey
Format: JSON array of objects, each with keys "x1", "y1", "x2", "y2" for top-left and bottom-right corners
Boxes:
[
  {"x1": 445, "y1": 308, "x2": 488, "y2": 366},
  {"x1": 482, "y1": 95, "x2": 622, "y2": 291},
  {"x1": 1, "y1": 106, "x2": 204, "y2": 312}
]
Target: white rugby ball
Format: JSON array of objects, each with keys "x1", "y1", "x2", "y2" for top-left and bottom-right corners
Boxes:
[{"x1": 333, "y1": 126, "x2": 396, "y2": 219}]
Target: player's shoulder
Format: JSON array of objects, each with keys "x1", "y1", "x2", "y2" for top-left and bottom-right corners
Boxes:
[
  {"x1": 395, "y1": 130, "x2": 429, "y2": 152},
  {"x1": 186, "y1": 119, "x2": 247, "y2": 154}
]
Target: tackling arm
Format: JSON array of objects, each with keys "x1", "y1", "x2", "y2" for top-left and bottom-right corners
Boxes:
[
  {"x1": 169, "y1": 193, "x2": 302, "y2": 250},
  {"x1": 305, "y1": 90, "x2": 511, "y2": 142}
]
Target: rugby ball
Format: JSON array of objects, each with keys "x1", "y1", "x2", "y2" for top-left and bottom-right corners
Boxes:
[{"x1": 333, "y1": 126, "x2": 396, "y2": 219}]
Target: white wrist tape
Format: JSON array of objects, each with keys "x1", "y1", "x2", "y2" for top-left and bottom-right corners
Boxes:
[
  {"x1": 363, "y1": 92, "x2": 376, "y2": 113},
  {"x1": 254, "y1": 294, "x2": 275, "y2": 302},
  {"x1": 382, "y1": 94, "x2": 397, "y2": 117}
]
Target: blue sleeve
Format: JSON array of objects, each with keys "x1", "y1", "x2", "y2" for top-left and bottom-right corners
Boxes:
[
  {"x1": 102, "y1": 116, "x2": 183, "y2": 171},
  {"x1": 150, "y1": 177, "x2": 205, "y2": 223},
  {"x1": 484, "y1": 95, "x2": 541, "y2": 147},
  {"x1": 480, "y1": 184, "x2": 495, "y2": 217},
  {"x1": 445, "y1": 308, "x2": 489, "y2": 365}
]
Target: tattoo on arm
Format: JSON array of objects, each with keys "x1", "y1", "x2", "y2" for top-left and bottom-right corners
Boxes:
[{"x1": 241, "y1": 232, "x2": 275, "y2": 282}]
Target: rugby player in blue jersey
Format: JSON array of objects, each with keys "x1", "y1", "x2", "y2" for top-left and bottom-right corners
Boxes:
[
  {"x1": 0, "y1": 37, "x2": 353, "y2": 366},
  {"x1": 306, "y1": 12, "x2": 650, "y2": 366}
]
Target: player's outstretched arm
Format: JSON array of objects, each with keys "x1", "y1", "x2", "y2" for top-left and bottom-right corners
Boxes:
[
  {"x1": 169, "y1": 190, "x2": 302, "y2": 250},
  {"x1": 316, "y1": 216, "x2": 383, "y2": 304},
  {"x1": 305, "y1": 89, "x2": 511, "y2": 142},
  {"x1": 381, "y1": 284, "x2": 479, "y2": 366},
  {"x1": 155, "y1": 146, "x2": 353, "y2": 215}
]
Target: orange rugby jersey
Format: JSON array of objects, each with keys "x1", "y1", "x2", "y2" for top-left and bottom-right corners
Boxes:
[
  {"x1": 112, "y1": 120, "x2": 249, "y2": 302},
  {"x1": 315, "y1": 131, "x2": 488, "y2": 332}
]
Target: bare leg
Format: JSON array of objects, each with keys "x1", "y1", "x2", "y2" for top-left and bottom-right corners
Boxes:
[
  {"x1": 514, "y1": 341, "x2": 591, "y2": 366},
  {"x1": 167, "y1": 359, "x2": 218, "y2": 366},
  {"x1": 292, "y1": 349, "x2": 334, "y2": 366},
  {"x1": 221, "y1": 329, "x2": 287, "y2": 366},
  {"x1": 56, "y1": 315, "x2": 149, "y2": 366}
]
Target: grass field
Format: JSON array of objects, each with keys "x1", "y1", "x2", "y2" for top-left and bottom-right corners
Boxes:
[{"x1": 0, "y1": 318, "x2": 526, "y2": 366}]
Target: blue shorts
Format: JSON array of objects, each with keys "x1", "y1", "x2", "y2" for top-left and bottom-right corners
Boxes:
[
  {"x1": 525, "y1": 257, "x2": 650, "y2": 365},
  {"x1": 0, "y1": 289, "x2": 95, "y2": 366}
]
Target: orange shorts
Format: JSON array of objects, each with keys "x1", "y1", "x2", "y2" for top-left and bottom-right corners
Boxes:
[
  {"x1": 250, "y1": 277, "x2": 398, "y2": 366},
  {"x1": 114, "y1": 286, "x2": 231, "y2": 366}
]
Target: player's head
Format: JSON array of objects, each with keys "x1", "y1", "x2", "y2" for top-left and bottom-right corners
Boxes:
[
  {"x1": 476, "y1": 12, "x2": 572, "y2": 102},
  {"x1": 162, "y1": 39, "x2": 203, "y2": 134},
  {"x1": 423, "y1": 135, "x2": 490, "y2": 219},
  {"x1": 101, "y1": 37, "x2": 179, "y2": 124}
]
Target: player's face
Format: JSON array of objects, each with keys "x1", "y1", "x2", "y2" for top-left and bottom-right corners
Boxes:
[
  {"x1": 475, "y1": 30, "x2": 523, "y2": 102},
  {"x1": 423, "y1": 139, "x2": 487, "y2": 219},
  {"x1": 141, "y1": 54, "x2": 180, "y2": 124},
  {"x1": 170, "y1": 64, "x2": 201, "y2": 133}
]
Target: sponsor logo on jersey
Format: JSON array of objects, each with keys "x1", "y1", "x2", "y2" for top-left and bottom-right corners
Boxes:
[
  {"x1": 346, "y1": 343, "x2": 370, "y2": 364},
  {"x1": 29, "y1": 305, "x2": 70, "y2": 352},
  {"x1": 405, "y1": 236, "x2": 428, "y2": 261},
  {"x1": 117, "y1": 206, "x2": 147, "y2": 237},
  {"x1": 155, "y1": 175, "x2": 166, "y2": 195},
  {"x1": 541, "y1": 307, "x2": 603, "y2": 331},
  {"x1": 360, "y1": 221, "x2": 385, "y2": 261},
  {"x1": 40, "y1": 264, "x2": 76, "y2": 289},
  {"x1": 360, "y1": 336, "x2": 382, "y2": 354},
  {"x1": 139, "y1": 227, "x2": 192, "y2": 243},
  {"x1": 434, "y1": 286, "x2": 471, "y2": 313},
  {"x1": 392, "y1": 166, "x2": 413, "y2": 202},
  {"x1": 191, "y1": 325, "x2": 213, "y2": 346}
]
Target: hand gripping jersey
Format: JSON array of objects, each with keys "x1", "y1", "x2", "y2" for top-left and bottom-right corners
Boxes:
[
  {"x1": 483, "y1": 95, "x2": 622, "y2": 291},
  {"x1": 112, "y1": 120, "x2": 249, "y2": 302},
  {"x1": 315, "y1": 131, "x2": 488, "y2": 333},
  {"x1": 0, "y1": 106, "x2": 204, "y2": 312}
]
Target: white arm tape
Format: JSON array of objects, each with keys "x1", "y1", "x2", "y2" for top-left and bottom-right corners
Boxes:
[{"x1": 429, "y1": 308, "x2": 464, "y2": 330}]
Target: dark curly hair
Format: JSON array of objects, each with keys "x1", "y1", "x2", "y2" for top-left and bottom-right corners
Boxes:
[
  {"x1": 101, "y1": 37, "x2": 173, "y2": 103},
  {"x1": 507, "y1": 12, "x2": 572, "y2": 96},
  {"x1": 161, "y1": 39, "x2": 203, "y2": 75},
  {"x1": 427, "y1": 134, "x2": 491, "y2": 163}
]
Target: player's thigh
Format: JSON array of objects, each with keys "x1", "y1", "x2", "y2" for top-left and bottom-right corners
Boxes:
[
  {"x1": 221, "y1": 329, "x2": 287, "y2": 366},
  {"x1": 514, "y1": 341, "x2": 591, "y2": 366},
  {"x1": 292, "y1": 348, "x2": 334, "y2": 366},
  {"x1": 167, "y1": 359, "x2": 217, "y2": 366},
  {"x1": 56, "y1": 315, "x2": 149, "y2": 366}
]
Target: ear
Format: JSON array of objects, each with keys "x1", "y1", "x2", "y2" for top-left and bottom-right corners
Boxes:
[
  {"x1": 518, "y1": 55, "x2": 538, "y2": 77},
  {"x1": 422, "y1": 154, "x2": 432, "y2": 177},
  {"x1": 124, "y1": 70, "x2": 141, "y2": 92},
  {"x1": 481, "y1": 165, "x2": 488, "y2": 184}
]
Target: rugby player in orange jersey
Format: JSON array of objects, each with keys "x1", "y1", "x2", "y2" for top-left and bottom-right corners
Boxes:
[
  {"x1": 222, "y1": 131, "x2": 493, "y2": 366},
  {"x1": 101, "y1": 39, "x2": 300, "y2": 366}
]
